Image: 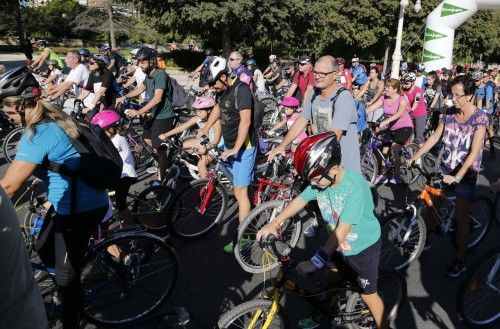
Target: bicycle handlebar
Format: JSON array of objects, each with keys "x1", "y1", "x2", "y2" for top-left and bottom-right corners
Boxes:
[{"x1": 258, "y1": 234, "x2": 292, "y2": 259}]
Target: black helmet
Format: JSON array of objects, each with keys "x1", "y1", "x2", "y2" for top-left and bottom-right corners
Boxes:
[
  {"x1": 204, "y1": 48, "x2": 214, "y2": 56},
  {"x1": 79, "y1": 48, "x2": 91, "y2": 57},
  {"x1": 0, "y1": 66, "x2": 40, "y2": 101},
  {"x1": 135, "y1": 47, "x2": 158, "y2": 61},
  {"x1": 91, "y1": 54, "x2": 110, "y2": 67}
]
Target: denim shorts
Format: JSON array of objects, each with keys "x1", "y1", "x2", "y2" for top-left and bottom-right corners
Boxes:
[
  {"x1": 453, "y1": 177, "x2": 477, "y2": 200},
  {"x1": 223, "y1": 146, "x2": 256, "y2": 188}
]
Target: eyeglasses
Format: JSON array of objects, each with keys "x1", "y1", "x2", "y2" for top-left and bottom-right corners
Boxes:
[
  {"x1": 299, "y1": 62, "x2": 309, "y2": 66},
  {"x1": 313, "y1": 70, "x2": 336, "y2": 78},
  {"x1": 89, "y1": 61, "x2": 97, "y2": 65},
  {"x1": 229, "y1": 58, "x2": 241, "y2": 62},
  {"x1": 451, "y1": 94, "x2": 466, "y2": 100}
]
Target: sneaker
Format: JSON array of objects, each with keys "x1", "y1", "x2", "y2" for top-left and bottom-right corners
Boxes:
[
  {"x1": 149, "y1": 179, "x2": 161, "y2": 187},
  {"x1": 298, "y1": 317, "x2": 320, "y2": 329},
  {"x1": 375, "y1": 175, "x2": 388, "y2": 185},
  {"x1": 303, "y1": 218, "x2": 319, "y2": 238},
  {"x1": 223, "y1": 241, "x2": 234, "y2": 254},
  {"x1": 445, "y1": 259, "x2": 467, "y2": 278},
  {"x1": 389, "y1": 175, "x2": 403, "y2": 185}
]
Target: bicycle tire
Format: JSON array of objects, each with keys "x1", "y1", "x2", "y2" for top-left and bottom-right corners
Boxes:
[
  {"x1": 345, "y1": 271, "x2": 407, "y2": 329},
  {"x1": 493, "y1": 192, "x2": 500, "y2": 226},
  {"x1": 400, "y1": 143, "x2": 421, "y2": 185},
  {"x1": 450, "y1": 197, "x2": 492, "y2": 250},
  {"x1": 132, "y1": 185, "x2": 174, "y2": 231},
  {"x1": 217, "y1": 299, "x2": 285, "y2": 329},
  {"x1": 457, "y1": 248, "x2": 500, "y2": 328},
  {"x1": 361, "y1": 151, "x2": 378, "y2": 187},
  {"x1": 127, "y1": 134, "x2": 155, "y2": 169},
  {"x1": 234, "y1": 200, "x2": 302, "y2": 274},
  {"x1": 168, "y1": 178, "x2": 228, "y2": 239},
  {"x1": 2, "y1": 126, "x2": 23, "y2": 163},
  {"x1": 81, "y1": 231, "x2": 178, "y2": 327},
  {"x1": 379, "y1": 210, "x2": 427, "y2": 271}
]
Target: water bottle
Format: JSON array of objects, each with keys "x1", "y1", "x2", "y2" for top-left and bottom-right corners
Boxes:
[{"x1": 31, "y1": 215, "x2": 44, "y2": 237}]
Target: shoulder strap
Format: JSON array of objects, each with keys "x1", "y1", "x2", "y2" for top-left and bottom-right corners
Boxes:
[
  {"x1": 330, "y1": 87, "x2": 348, "y2": 119},
  {"x1": 234, "y1": 82, "x2": 241, "y2": 110}
]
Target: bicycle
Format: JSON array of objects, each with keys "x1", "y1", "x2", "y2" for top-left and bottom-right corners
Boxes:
[
  {"x1": 167, "y1": 137, "x2": 291, "y2": 239},
  {"x1": 379, "y1": 165, "x2": 492, "y2": 271},
  {"x1": 218, "y1": 235, "x2": 407, "y2": 329},
  {"x1": 492, "y1": 191, "x2": 500, "y2": 226},
  {"x1": 360, "y1": 128, "x2": 420, "y2": 186},
  {"x1": 457, "y1": 247, "x2": 500, "y2": 328}
]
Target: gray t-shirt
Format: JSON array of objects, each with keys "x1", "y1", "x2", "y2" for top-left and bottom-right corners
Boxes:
[
  {"x1": 0, "y1": 187, "x2": 48, "y2": 329},
  {"x1": 302, "y1": 89, "x2": 361, "y2": 173}
]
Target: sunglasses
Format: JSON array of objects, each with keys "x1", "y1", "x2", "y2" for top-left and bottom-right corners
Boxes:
[
  {"x1": 89, "y1": 61, "x2": 98, "y2": 65},
  {"x1": 229, "y1": 58, "x2": 241, "y2": 61},
  {"x1": 299, "y1": 62, "x2": 309, "y2": 66}
]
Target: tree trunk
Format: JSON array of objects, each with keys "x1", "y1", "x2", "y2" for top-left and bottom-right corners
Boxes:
[
  {"x1": 13, "y1": 0, "x2": 26, "y2": 52},
  {"x1": 107, "y1": 1, "x2": 116, "y2": 49},
  {"x1": 222, "y1": 26, "x2": 231, "y2": 58}
]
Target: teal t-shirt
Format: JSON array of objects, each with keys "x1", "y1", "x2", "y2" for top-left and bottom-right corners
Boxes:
[
  {"x1": 300, "y1": 169, "x2": 380, "y2": 256},
  {"x1": 15, "y1": 122, "x2": 109, "y2": 215},
  {"x1": 142, "y1": 69, "x2": 174, "y2": 120}
]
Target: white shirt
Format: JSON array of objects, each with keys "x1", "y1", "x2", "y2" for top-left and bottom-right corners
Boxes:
[
  {"x1": 111, "y1": 134, "x2": 137, "y2": 178},
  {"x1": 66, "y1": 63, "x2": 90, "y2": 97},
  {"x1": 50, "y1": 68, "x2": 63, "y2": 85},
  {"x1": 253, "y1": 68, "x2": 266, "y2": 94},
  {"x1": 415, "y1": 75, "x2": 425, "y2": 90},
  {"x1": 133, "y1": 66, "x2": 147, "y2": 100}
]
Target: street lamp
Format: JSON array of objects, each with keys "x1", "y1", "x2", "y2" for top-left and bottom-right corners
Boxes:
[{"x1": 390, "y1": 0, "x2": 422, "y2": 78}]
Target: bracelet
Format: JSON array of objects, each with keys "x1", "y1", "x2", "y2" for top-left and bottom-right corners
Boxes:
[
  {"x1": 310, "y1": 254, "x2": 325, "y2": 269},
  {"x1": 455, "y1": 175, "x2": 462, "y2": 183},
  {"x1": 316, "y1": 249, "x2": 329, "y2": 264}
]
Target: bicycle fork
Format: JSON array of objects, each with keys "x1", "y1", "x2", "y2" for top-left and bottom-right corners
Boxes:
[
  {"x1": 198, "y1": 177, "x2": 215, "y2": 215},
  {"x1": 398, "y1": 205, "x2": 418, "y2": 245},
  {"x1": 249, "y1": 290, "x2": 280, "y2": 329}
]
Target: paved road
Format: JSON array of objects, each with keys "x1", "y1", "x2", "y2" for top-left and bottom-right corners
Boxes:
[{"x1": 1, "y1": 53, "x2": 499, "y2": 329}]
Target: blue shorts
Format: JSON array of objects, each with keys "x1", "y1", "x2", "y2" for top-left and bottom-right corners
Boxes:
[
  {"x1": 223, "y1": 146, "x2": 256, "y2": 188},
  {"x1": 453, "y1": 178, "x2": 477, "y2": 200}
]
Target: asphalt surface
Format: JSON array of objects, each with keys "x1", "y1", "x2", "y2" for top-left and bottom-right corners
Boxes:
[{"x1": 1, "y1": 53, "x2": 499, "y2": 329}]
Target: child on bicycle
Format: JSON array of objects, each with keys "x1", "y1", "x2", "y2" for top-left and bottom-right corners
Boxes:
[
  {"x1": 268, "y1": 96, "x2": 308, "y2": 152},
  {"x1": 41, "y1": 59, "x2": 63, "y2": 93},
  {"x1": 91, "y1": 110, "x2": 137, "y2": 225},
  {"x1": 158, "y1": 96, "x2": 222, "y2": 178},
  {"x1": 257, "y1": 132, "x2": 387, "y2": 329}
]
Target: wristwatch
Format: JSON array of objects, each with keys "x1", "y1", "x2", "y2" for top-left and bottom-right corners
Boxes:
[{"x1": 455, "y1": 175, "x2": 462, "y2": 183}]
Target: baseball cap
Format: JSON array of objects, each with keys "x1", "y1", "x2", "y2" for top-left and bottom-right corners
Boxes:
[{"x1": 299, "y1": 55, "x2": 311, "y2": 64}]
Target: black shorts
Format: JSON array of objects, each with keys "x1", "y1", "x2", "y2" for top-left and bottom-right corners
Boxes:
[
  {"x1": 330, "y1": 238, "x2": 381, "y2": 295},
  {"x1": 382, "y1": 127, "x2": 413, "y2": 146},
  {"x1": 114, "y1": 176, "x2": 138, "y2": 211},
  {"x1": 143, "y1": 117, "x2": 175, "y2": 149}
]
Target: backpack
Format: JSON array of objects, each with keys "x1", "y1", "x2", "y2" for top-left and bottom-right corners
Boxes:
[
  {"x1": 169, "y1": 76, "x2": 188, "y2": 108},
  {"x1": 114, "y1": 52, "x2": 128, "y2": 71},
  {"x1": 310, "y1": 87, "x2": 365, "y2": 132},
  {"x1": 44, "y1": 119, "x2": 123, "y2": 192}
]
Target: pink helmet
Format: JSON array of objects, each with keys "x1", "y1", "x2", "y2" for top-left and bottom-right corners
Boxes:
[
  {"x1": 280, "y1": 96, "x2": 300, "y2": 107},
  {"x1": 192, "y1": 96, "x2": 216, "y2": 110},
  {"x1": 91, "y1": 109, "x2": 121, "y2": 130}
]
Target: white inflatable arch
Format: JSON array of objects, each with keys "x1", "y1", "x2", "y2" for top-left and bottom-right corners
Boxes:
[{"x1": 422, "y1": 0, "x2": 500, "y2": 71}]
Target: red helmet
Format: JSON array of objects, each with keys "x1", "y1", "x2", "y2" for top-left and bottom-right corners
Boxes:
[
  {"x1": 294, "y1": 132, "x2": 342, "y2": 179},
  {"x1": 337, "y1": 57, "x2": 346, "y2": 65}
]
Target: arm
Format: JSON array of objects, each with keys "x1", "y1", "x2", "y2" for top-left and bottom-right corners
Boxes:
[
  {"x1": 43, "y1": 73, "x2": 56, "y2": 86},
  {"x1": 116, "y1": 84, "x2": 147, "y2": 105},
  {"x1": 33, "y1": 49, "x2": 50, "y2": 69},
  {"x1": 137, "y1": 88, "x2": 163, "y2": 115},
  {"x1": 302, "y1": 85, "x2": 314, "y2": 105},
  {"x1": 46, "y1": 80, "x2": 73, "y2": 99},
  {"x1": 190, "y1": 63, "x2": 204, "y2": 76},
  {"x1": 90, "y1": 86, "x2": 108, "y2": 108},
  {"x1": 411, "y1": 92, "x2": 422, "y2": 113},
  {"x1": 267, "y1": 72, "x2": 280, "y2": 83},
  {"x1": 232, "y1": 109, "x2": 252, "y2": 151},
  {"x1": 160, "y1": 116, "x2": 198, "y2": 139},
  {"x1": 269, "y1": 118, "x2": 287, "y2": 132},
  {"x1": 107, "y1": 59, "x2": 115, "y2": 71},
  {"x1": 211, "y1": 119, "x2": 222, "y2": 145},
  {"x1": 277, "y1": 116, "x2": 308, "y2": 148},
  {"x1": 365, "y1": 98, "x2": 383, "y2": 114},
  {"x1": 355, "y1": 82, "x2": 369, "y2": 100},
  {"x1": 369, "y1": 81, "x2": 385, "y2": 106},
  {"x1": 345, "y1": 71, "x2": 353, "y2": 91},
  {"x1": 410, "y1": 122, "x2": 444, "y2": 162},
  {"x1": 0, "y1": 161, "x2": 37, "y2": 198},
  {"x1": 122, "y1": 75, "x2": 136, "y2": 88},
  {"x1": 78, "y1": 89, "x2": 90, "y2": 101}
]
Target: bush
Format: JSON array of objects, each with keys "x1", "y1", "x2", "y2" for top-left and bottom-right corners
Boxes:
[{"x1": 159, "y1": 49, "x2": 205, "y2": 70}]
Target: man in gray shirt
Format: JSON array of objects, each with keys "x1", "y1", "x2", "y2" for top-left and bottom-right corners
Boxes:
[
  {"x1": 268, "y1": 55, "x2": 361, "y2": 173},
  {"x1": 0, "y1": 186, "x2": 48, "y2": 329}
]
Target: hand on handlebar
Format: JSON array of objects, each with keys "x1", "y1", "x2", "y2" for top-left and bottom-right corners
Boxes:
[
  {"x1": 221, "y1": 148, "x2": 237, "y2": 161},
  {"x1": 267, "y1": 145, "x2": 286, "y2": 162},
  {"x1": 115, "y1": 96, "x2": 126, "y2": 106},
  {"x1": 256, "y1": 221, "x2": 280, "y2": 242},
  {"x1": 442, "y1": 175, "x2": 457, "y2": 185}
]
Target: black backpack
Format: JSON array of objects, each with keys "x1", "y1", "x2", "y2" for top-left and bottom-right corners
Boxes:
[
  {"x1": 169, "y1": 76, "x2": 188, "y2": 108},
  {"x1": 44, "y1": 119, "x2": 123, "y2": 191}
]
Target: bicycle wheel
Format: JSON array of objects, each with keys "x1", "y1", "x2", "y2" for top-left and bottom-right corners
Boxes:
[
  {"x1": 132, "y1": 185, "x2": 173, "y2": 231},
  {"x1": 379, "y1": 209, "x2": 427, "y2": 271},
  {"x1": 168, "y1": 178, "x2": 228, "y2": 239},
  {"x1": 451, "y1": 197, "x2": 492, "y2": 250},
  {"x1": 234, "y1": 200, "x2": 302, "y2": 274},
  {"x1": 2, "y1": 126, "x2": 23, "y2": 163},
  {"x1": 457, "y1": 248, "x2": 500, "y2": 328},
  {"x1": 217, "y1": 299, "x2": 285, "y2": 329},
  {"x1": 400, "y1": 143, "x2": 420, "y2": 185},
  {"x1": 345, "y1": 271, "x2": 407, "y2": 329},
  {"x1": 361, "y1": 151, "x2": 378, "y2": 186},
  {"x1": 81, "y1": 231, "x2": 178, "y2": 326},
  {"x1": 127, "y1": 134, "x2": 155, "y2": 169}
]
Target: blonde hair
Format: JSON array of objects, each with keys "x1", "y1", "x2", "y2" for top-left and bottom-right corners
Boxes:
[
  {"x1": 385, "y1": 78, "x2": 404, "y2": 95},
  {"x1": 25, "y1": 100, "x2": 79, "y2": 139}
]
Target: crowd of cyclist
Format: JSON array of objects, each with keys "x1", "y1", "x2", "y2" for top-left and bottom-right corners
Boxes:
[{"x1": 0, "y1": 40, "x2": 499, "y2": 329}]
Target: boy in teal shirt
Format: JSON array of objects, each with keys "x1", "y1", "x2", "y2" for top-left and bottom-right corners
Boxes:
[{"x1": 257, "y1": 132, "x2": 386, "y2": 329}]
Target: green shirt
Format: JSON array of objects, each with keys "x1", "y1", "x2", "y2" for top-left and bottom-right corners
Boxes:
[
  {"x1": 43, "y1": 47, "x2": 64, "y2": 69},
  {"x1": 142, "y1": 69, "x2": 174, "y2": 120},
  {"x1": 300, "y1": 169, "x2": 380, "y2": 256}
]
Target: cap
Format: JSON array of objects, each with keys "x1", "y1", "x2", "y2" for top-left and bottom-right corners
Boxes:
[
  {"x1": 352, "y1": 57, "x2": 359, "y2": 62},
  {"x1": 299, "y1": 55, "x2": 311, "y2": 64}
]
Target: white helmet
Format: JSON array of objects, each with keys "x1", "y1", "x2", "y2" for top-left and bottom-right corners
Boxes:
[
  {"x1": 471, "y1": 70, "x2": 484, "y2": 81},
  {"x1": 269, "y1": 54, "x2": 277, "y2": 62},
  {"x1": 204, "y1": 56, "x2": 228, "y2": 84},
  {"x1": 130, "y1": 48, "x2": 140, "y2": 57}
]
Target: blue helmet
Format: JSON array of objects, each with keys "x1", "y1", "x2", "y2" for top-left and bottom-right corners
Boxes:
[
  {"x1": 99, "y1": 43, "x2": 110, "y2": 51},
  {"x1": 246, "y1": 59, "x2": 257, "y2": 67},
  {"x1": 79, "y1": 48, "x2": 90, "y2": 57}
]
